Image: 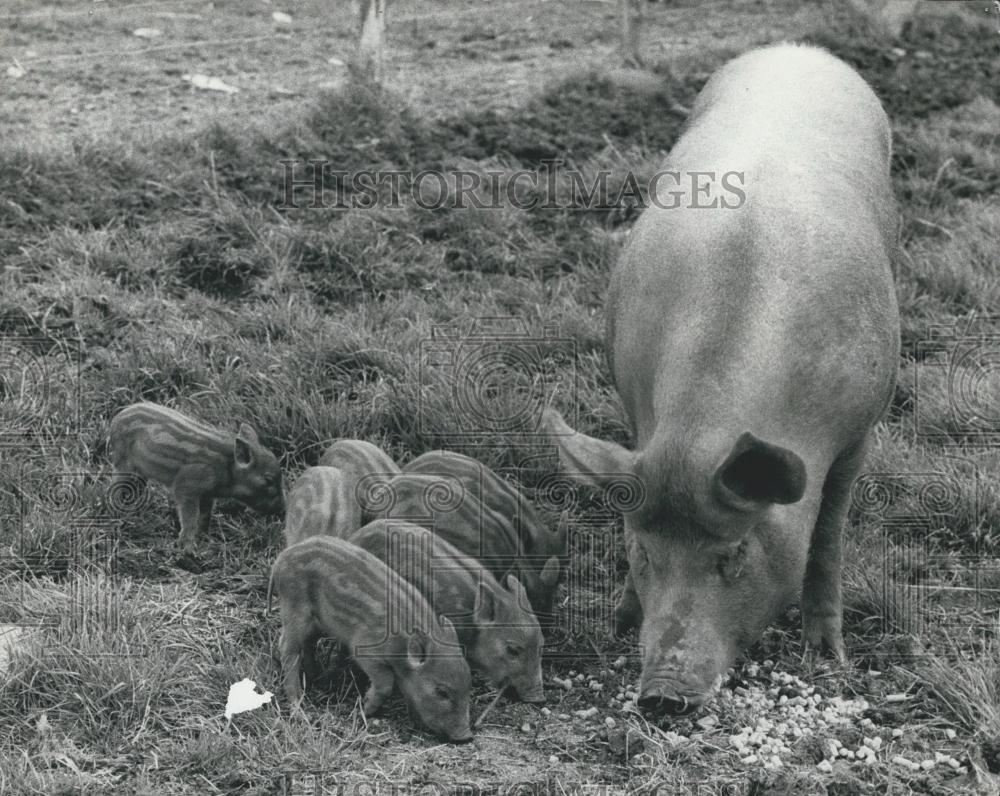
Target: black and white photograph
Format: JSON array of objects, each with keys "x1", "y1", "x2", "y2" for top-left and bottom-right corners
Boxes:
[{"x1": 1, "y1": 0, "x2": 999, "y2": 792}]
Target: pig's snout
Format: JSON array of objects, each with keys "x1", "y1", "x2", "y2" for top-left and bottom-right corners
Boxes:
[
  {"x1": 516, "y1": 685, "x2": 545, "y2": 705},
  {"x1": 637, "y1": 680, "x2": 705, "y2": 716},
  {"x1": 448, "y1": 728, "x2": 475, "y2": 744},
  {"x1": 638, "y1": 692, "x2": 699, "y2": 716},
  {"x1": 507, "y1": 674, "x2": 545, "y2": 704}
]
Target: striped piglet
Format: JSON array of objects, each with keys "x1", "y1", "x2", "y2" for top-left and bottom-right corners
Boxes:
[
  {"x1": 349, "y1": 518, "x2": 545, "y2": 703},
  {"x1": 108, "y1": 402, "x2": 284, "y2": 554},
  {"x1": 283, "y1": 439, "x2": 400, "y2": 547},
  {"x1": 269, "y1": 536, "x2": 473, "y2": 742}
]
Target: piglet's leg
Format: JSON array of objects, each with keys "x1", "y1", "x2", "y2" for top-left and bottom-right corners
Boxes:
[
  {"x1": 175, "y1": 494, "x2": 203, "y2": 555},
  {"x1": 279, "y1": 623, "x2": 309, "y2": 702},
  {"x1": 301, "y1": 635, "x2": 321, "y2": 684},
  {"x1": 802, "y1": 439, "x2": 867, "y2": 663},
  {"x1": 197, "y1": 496, "x2": 214, "y2": 542},
  {"x1": 360, "y1": 663, "x2": 394, "y2": 716}
]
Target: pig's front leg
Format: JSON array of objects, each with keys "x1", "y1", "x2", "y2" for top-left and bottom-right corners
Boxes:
[
  {"x1": 802, "y1": 441, "x2": 867, "y2": 662},
  {"x1": 360, "y1": 663, "x2": 395, "y2": 716},
  {"x1": 174, "y1": 494, "x2": 203, "y2": 555},
  {"x1": 614, "y1": 571, "x2": 643, "y2": 635},
  {"x1": 197, "y1": 495, "x2": 214, "y2": 542},
  {"x1": 172, "y1": 465, "x2": 218, "y2": 554},
  {"x1": 300, "y1": 635, "x2": 320, "y2": 684},
  {"x1": 280, "y1": 627, "x2": 306, "y2": 702}
]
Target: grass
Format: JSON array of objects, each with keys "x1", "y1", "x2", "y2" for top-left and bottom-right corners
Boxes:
[{"x1": 1, "y1": 0, "x2": 1000, "y2": 792}]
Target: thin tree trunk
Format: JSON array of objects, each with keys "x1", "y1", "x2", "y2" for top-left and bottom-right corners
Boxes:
[
  {"x1": 620, "y1": 0, "x2": 642, "y2": 68},
  {"x1": 354, "y1": 0, "x2": 387, "y2": 83}
]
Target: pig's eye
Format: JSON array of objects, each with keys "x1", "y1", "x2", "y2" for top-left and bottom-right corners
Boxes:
[
  {"x1": 505, "y1": 643, "x2": 522, "y2": 658},
  {"x1": 434, "y1": 685, "x2": 451, "y2": 700}
]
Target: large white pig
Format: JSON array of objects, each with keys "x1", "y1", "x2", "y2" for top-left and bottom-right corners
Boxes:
[{"x1": 544, "y1": 43, "x2": 899, "y2": 714}]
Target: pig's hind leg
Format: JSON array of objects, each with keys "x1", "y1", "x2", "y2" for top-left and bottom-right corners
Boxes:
[{"x1": 801, "y1": 439, "x2": 868, "y2": 662}]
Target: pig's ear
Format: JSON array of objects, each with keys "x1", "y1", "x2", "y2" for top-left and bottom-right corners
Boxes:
[
  {"x1": 473, "y1": 581, "x2": 496, "y2": 624},
  {"x1": 438, "y1": 615, "x2": 457, "y2": 641},
  {"x1": 541, "y1": 409, "x2": 636, "y2": 489},
  {"x1": 406, "y1": 629, "x2": 430, "y2": 669},
  {"x1": 712, "y1": 432, "x2": 806, "y2": 510},
  {"x1": 234, "y1": 424, "x2": 259, "y2": 469},
  {"x1": 539, "y1": 556, "x2": 560, "y2": 589}
]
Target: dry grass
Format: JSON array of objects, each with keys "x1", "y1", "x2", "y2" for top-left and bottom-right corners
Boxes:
[{"x1": 1, "y1": 0, "x2": 999, "y2": 793}]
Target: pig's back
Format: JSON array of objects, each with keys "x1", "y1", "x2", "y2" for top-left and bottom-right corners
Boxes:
[
  {"x1": 374, "y1": 472, "x2": 519, "y2": 570},
  {"x1": 284, "y1": 466, "x2": 356, "y2": 547},
  {"x1": 349, "y1": 519, "x2": 484, "y2": 630},
  {"x1": 404, "y1": 451, "x2": 557, "y2": 561},
  {"x1": 109, "y1": 402, "x2": 231, "y2": 482},
  {"x1": 319, "y1": 440, "x2": 400, "y2": 483},
  {"x1": 275, "y1": 536, "x2": 435, "y2": 647},
  {"x1": 609, "y1": 43, "x2": 899, "y2": 461}
]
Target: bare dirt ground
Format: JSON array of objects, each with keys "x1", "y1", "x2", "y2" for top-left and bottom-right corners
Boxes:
[{"x1": 2, "y1": 0, "x2": 828, "y2": 148}]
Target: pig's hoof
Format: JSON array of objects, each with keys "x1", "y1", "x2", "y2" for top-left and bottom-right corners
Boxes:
[
  {"x1": 801, "y1": 621, "x2": 847, "y2": 664},
  {"x1": 362, "y1": 694, "x2": 385, "y2": 717},
  {"x1": 172, "y1": 551, "x2": 204, "y2": 573}
]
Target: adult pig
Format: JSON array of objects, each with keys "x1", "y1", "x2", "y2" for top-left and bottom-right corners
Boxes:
[{"x1": 543, "y1": 43, "x2": 899, "y2": 714}]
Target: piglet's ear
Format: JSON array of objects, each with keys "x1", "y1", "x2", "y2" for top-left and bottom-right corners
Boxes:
[
  {"x1": 406, "y1": 629, "x2": 429, "y2": 669},
  {"x1": 234, "y1": 423, "x2": 259, "y2": 469},
  {"x1": 712, "y1": 432, "x2": 806, "y2": 510},
  {"x1": 504, "y1": 574, "x2": 529, "y2": 607},
  {"x1": 539, "y1": 556, "x2": 560, "y2": 588},
  {"x1": 473, "y1": 582, "x2": 496, "y2": 624},
  {"x1": 438, "y1": 615, "x2": 457, "y2": 640}
]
